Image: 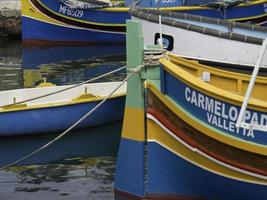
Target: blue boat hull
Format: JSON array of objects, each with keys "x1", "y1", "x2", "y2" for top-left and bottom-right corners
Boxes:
[
  {"x1": 22, "y1": 16, "x2": 126, "y2": 45},
  {"x1": 22, "y1": 0, "x2": 267, "y2": 45},
  {"x1": 0, "y1": 95, "x2": 125, "y2": 136},
  {"x1": 146, "y1": 142, "x2": 267, "y2": 199},
  {"x1": 115, "y1": 138, "x2": 267, "y2": 200}
]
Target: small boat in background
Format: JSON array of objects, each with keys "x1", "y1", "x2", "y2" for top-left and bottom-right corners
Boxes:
[
  {"x1": 0, "y1": 81, "x2": 126, "y2": 136},
  {"x1": 131, "y1": 7, "x2": 267, "y2": 69},
  {"x1": 22, "y1": 0, "x2": 267, "y2": 45},
  {"x1": 115, "y1": 20, "x2": 267, "y2": 200}
]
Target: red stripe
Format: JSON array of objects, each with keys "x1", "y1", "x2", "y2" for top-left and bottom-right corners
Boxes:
[{"x1": 147, "y1": 108, "x2": 267, "y2": 177}]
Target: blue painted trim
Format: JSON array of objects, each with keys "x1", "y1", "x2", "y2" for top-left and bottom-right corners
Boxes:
[
  {"x1": 147, "y1": 142, "x2": 267, "y2": 199},
  {"x1": 115, "y1": 138, "x2": 145, "y2": 197},
  {"x1": 0, "y1": 96, "x2": 125, "y2": 136}
]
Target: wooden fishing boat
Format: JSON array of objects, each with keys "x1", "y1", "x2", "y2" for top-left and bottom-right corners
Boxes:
[
  {"x1": 131, "y1": 7, "x2": 267, "y2": 69},
  {"x1": 22, "y1": 0, "x2": 267, "y2": 45},
  {"x1": 0, "y1": 81, "x2": 125, "y2": 136},
  {"x1": 115, "y1": 20, "x2": 267, "y2": 200}
]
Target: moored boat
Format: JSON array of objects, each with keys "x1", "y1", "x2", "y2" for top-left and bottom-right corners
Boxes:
[
  {"x1": 115, "y1": 20, "x2": 267, "y2": 200},
  {"x1": 0, "y1": 81, "x2": 125, "y2": 136},
  {"x1": 131, "y1": 7, "x2": 267, "y2": 69},
  {"x1": 22, "y1": 0, "x2": 267, "y2": 45}
]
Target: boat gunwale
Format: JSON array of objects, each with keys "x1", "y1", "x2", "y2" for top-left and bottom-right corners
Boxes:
[
  {"x1": 0, "y1": 82, "x2": 126, "y2": 113},
  {"x1": 131, "y1": 7, "x2": 267, "y2": 45},
  {"x1": 160, "y1": 54, "x2": 267, "y2": 112}
]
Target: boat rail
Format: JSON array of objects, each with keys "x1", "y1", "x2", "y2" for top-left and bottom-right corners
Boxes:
[
  {"x1": 131, "y1": 7, "x2": 266, "y2": 45},
  {"x1": 236, "y1": 39, "x2": 267, "y2": 131}
]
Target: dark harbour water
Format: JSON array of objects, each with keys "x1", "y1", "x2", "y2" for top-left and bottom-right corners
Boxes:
[{"x1": 0, "y1": 39, "x2": 127, "y2": 199}]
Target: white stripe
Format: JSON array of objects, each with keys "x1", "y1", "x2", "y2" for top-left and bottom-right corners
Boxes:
[{"x1": 147, "y1": 113, "x2": 267, "y2": 184}]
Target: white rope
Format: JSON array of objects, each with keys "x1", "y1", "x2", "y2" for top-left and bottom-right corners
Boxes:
[
  {"x1": 0, "y1": 65, "x2": 126, "y2": 109},
  {"x1": 0, "y1": 69, "x2": 137, "y2": 170}
]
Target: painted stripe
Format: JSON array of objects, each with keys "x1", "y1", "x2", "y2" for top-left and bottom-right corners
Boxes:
[
  {"x1": 26, "y1": 0, "x2": 126, "y2": 32},
  {"x1": 146, "y1": 83, "x2": 267, "y2": 155},
  {"x1": 146, "y1": 118, "x2": 267, "y2": 185},
  {"x1": 147, "y1": 113, "x2": 267, "y2": 180},
  {"x1": 23, "y1": 15, "x2": 126, "y2": 34},
  {"x1": 0, "y1": 92, "x2": 125, "y2": 113},
  {"x1": 35, "y1": 0, "x2": 126, "y2": 26}
]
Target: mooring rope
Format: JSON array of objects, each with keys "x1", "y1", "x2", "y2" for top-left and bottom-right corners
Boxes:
[
  {"x1": 0, "y1": 65, "x2": 126, "y2": 109},
  {"x1": 0, "y1": 65, "x2": 144, "y2": 170}
]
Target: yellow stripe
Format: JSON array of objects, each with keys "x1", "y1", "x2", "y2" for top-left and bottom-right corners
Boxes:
[
  {"x1": 147, "y1": 118, "x2": 267, "y2": 184},
  {"x1": 0, "y1": 93, "x2": 125, "y2": 113},
  {"x1": 146, "y1": 82, "x2": 267, "y2": 156},
  {"x1": 121, "y1": 107, "x2": 145, "y2": 142},
  {"x1": 160, "y1": 56, "x2": 267, "y2": 112},
  {"x1": 36, "y1": 0, "x2": 126, "y2": 27},
  {"x1": 101, "y1": 7, "x2": 129, "y2": 12},
  {"x1": 22, "y1": 0, "x2": 66, "y2": 25},
  {"x1": 230, "y1": 12, "x2": 267, "y2": 22}
]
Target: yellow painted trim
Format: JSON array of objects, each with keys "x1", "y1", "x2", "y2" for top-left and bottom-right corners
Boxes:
[
  {"x1": 36, "y1": 0, "x2": 126, "y2": 27},
  {"x1": 22, "y1": 0, "x2": 66, "y2": 25},
  {"x1": 121, "y1": 107, "x2": 145, "y2": 142},
  {"x1": 101, "y1": 7, "x2": 129, "y2": 12},
  {"x1": 161, "y1": 55, "x2": 267, "y2": 112},
  {"x1": 0, "y1": 93, "x2": 126, "y2": 113},
  {"x1": 146, "y1": 82, "x2": 267, "y2": 156},
  {"x1": 168, "y1": 53, "x2": 267, "y2": 84},
  {"x1": 230, "y1": 12, "x2": 267, "y2": 22},
  {"x1": 147, "y1": 119, "x2": 267, "y2": 184}
]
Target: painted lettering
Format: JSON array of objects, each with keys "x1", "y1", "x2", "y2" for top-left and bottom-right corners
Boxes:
[
  {"x1": 59, "y1": 5, "x2": 83, "y2": 18},
  {"x1": 185, "y1": 86, "x2": 265, "y2": 140}
]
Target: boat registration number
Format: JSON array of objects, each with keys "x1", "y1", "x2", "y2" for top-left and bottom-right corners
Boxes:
[
  {"x1": 161, "y1": 0, "x2": 176, "y2": 3},
  {"x1": 59, "y1": 5, "x2": 84, "y2": 18}
]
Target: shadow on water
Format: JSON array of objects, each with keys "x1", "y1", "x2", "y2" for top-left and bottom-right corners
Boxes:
[
  {"x1": 0, "y1": 121, "x2": 122, "y2": 167},
  {"x1": 0, "y1": 122, "x2": 122, "y2": 199}
]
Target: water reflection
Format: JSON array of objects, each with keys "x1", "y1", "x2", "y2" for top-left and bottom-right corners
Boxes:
[
  {"x1": 23, "y1": 45, "x2": 126, "y2": 69},
  {"x1": 0, "y1": 157, "x2": 116, "y2": 199},
  {"x1": 0, "y1": 43, "x2": 126, "y2": 90},
  {"x1": 23, "y1": 57, "x2": 126, "y2": 88},
  {"x1": 0, "y1": 122, "x2": 122, "y2": 167},
  {"x1": 0, "y1": 41, "x2": 126, "y2": 199},
  {"x1": 0, "y1": 122, "x2": 122, "y2": 199},
  {"x1": 0, "y1": 39, "x2": 23, "y2": 90}
]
